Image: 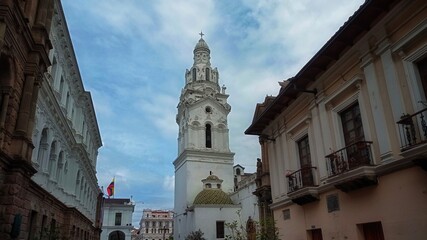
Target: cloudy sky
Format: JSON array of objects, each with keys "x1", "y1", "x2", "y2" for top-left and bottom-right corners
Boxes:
[{"x1": 61, "y1": 0, "x2": 364, "y2": 226}]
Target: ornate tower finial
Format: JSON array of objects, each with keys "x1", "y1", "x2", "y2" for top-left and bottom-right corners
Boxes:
[{"x1": 199, "y1": 31, "x2": 204, "y2": 39}]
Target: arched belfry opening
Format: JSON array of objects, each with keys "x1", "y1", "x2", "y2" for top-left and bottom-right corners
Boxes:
[
  {"x1": 206, "y1": 67, "x2": 210, "y2": 81},
  {"x1": 192, "y1": 68, "x2": 197, "y2": 81},
  {"x1": 206, "y1": 123, "x2": 212, "y2": 148}
]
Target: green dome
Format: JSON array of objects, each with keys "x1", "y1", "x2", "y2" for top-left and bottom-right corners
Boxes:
[
  {"x1": 206, "y1": 174, "x2": 219, "y2": 181},
  {"x1": 193, "y1": 189, "x2": 233, "y2": 205}
]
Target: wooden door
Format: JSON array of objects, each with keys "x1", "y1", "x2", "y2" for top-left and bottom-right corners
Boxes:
[
  {"x1": 363, "y1": 222, "x2": 385, "y2": 240},
  {"x1": 341, "y1": 103, "x2": 367, "y2": 169}
]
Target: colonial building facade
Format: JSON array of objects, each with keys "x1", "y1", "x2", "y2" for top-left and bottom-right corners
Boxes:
[
  {"x1": 246, "y1": 0, "x2": 427, "y2": 239},
  {"x1": 0, "y1": 0, "x2": 103, "y2": 239},
  {"x1": 101, "y1": 198, "x2": 135, "y2": 240}
]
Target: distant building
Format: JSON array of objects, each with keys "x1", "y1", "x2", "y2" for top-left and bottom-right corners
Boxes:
[
  {"x1": 101, "y1": 198, "x2": 135, "y2": 240},
  {"x1": 138, "y1": 209, "x2": 174, "y2": 240},
  {"x1": 246, "y1": 0, "x2": 427, "y2": 239},
  {"x1": 230, "y1": 165, "x2": 259, "y2": 224},
  {"x1": 0, "y1": 0, "x2": 103, "y2": 239}
]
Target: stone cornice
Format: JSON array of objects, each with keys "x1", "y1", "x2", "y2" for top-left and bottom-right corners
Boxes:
[
  {"x1": 50, "y1": 2, "x2": 102, "y2": 149},
  {"x1": 173, "y1": 149, "x2": 235, "y2": 170}
]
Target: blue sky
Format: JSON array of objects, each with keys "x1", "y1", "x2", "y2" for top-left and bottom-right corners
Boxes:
[{"x1": 61, "y1": 0, "x2": 364, "y2": 226}]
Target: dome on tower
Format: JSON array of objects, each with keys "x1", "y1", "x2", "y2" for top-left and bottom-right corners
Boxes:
[
  {"x1": 194, "y1": 38, "x2": 210, "y2": 54},
  {"x1": 193, "y1": 173, "x2": 233, "y2": 204},
  {"x1": 193, "y1": 188, "x2": 233, "y2": 205},
  {"x1": 206, "y1": 174, "x2": 219, "y2": 180}
]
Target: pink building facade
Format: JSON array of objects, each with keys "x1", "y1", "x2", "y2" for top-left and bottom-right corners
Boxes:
[{"x1": 246, "y1": 0, "x2": 427, "y2": 239}]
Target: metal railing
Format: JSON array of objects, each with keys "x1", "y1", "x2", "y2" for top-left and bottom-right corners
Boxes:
[
  {"x1": 326, "y1": 141, "x2": 373, "y2": 176},
  {"x1": 397, "y1": 108, "x2": 427, "y2": 151},
  {"x1": 287, "y1": 166, "x2": 317, "y2": 193}
]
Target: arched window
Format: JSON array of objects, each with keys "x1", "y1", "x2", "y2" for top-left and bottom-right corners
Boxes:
[
  {"x1": 48, "y1": 141, "x2": 57, "y2": 176},
  {"x1": 236, "y1": 168, "x2": 241, "y2": 175},
  {"x1": 36, "y1": 128, "x2": 49, "y2": 169},
  {"x1": 206, "y1": 124, "x2": 212, "y2": 148},
  {"x1": 59, "y1": 77, "x2": 64, "y2": 100},
  {"x1": 206, "y1": 68, "x2": 210, "y2": 81},
  {"x1": 75, "y1": 171, "x2": 81, "y2": 197},
  {"x1": 56, "y1": 151, "x2": 64, "y2": 183},
  {"x1": 65, "y1": 92, "x2": 70, "y2": 112},
  {"x1": 50, "y1": 57, "x2": 58, "y2": 84},
  {"x1": 192, "y1": 68, "x2": 197, "y2": 81}
]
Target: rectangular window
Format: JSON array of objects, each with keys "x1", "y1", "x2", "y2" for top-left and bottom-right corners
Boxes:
[
  {"x1": 326, "y1": 194, "x2": 340, "y2": 212},
  {"x1": 216, "y1": 221, "x2": 225, "y2": 238},
  {"x1": 40, "y1": 215, "x2": 47, "y2": 240},
  {"x1": 115, "y1": 212, "x2": 122, "y2": 226},
  {"x1": 50, "y1": 219, "x2": 56, "y2": 237},
  {"x1": 283, "y1": 209, "x2": 290, "y2": 220},
  {"x1": 27, "y1": 211, "x2": 38, "y2": 240}
]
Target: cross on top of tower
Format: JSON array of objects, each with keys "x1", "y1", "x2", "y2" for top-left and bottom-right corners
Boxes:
[{"x1": 199, "y1": 31, "x2": 204, "y2": 39}]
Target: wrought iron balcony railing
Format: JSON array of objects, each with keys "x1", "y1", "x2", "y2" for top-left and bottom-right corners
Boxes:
[
  {"x1": 397, "y1": 108, "x2": 427, "y2": 151},
  {"x1": 326, "y1": 141, "x2": 373, "y2": 176},
  {"x1": 287, "y1": 166, "x2": 317, "y2": 193}
]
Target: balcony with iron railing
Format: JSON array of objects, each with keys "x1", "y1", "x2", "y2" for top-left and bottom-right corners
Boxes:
[
  {"x1": 325, "y1": 141, "x2": 377, "y2": 192},
  {"x1": 397, "y1": 108, "x2": 427, "y2": 170},
  {"x1": 286, "y1": 166, "x2": 319, "y2": 205}
]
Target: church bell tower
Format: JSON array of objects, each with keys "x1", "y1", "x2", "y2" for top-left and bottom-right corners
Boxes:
[{"x1": 173, "y1": 34, "x2": 235, "y2": 238}]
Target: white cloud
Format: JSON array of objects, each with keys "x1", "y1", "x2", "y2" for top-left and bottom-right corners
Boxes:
[
  {"x1": 163, "y1": 175, "x2": 175, "y2": 191},
  {"x1": 134, "y1": 93, "x2": 178, "y2": 138},
  {"x1": 63, "y1": 0, "x2": 365, "y2": 211}
]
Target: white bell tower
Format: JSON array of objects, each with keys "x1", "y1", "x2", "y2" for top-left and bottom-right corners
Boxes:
[{"x1": 173, "y1": 33, "x2": 235, "y2": 239}]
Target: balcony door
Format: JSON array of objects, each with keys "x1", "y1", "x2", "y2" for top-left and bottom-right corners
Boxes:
[
  {"x1": 298, "y1": 136, "x2": 313, "y2": 186},
  {"x1": 340, "y1": 103, "x2": 368, "y2": 168},
  {"x1": 417, "y1": 57, "x2": 427, "y2": 100}
]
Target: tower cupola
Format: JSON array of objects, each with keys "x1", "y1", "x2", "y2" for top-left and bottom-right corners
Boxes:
[{"x1": 185, "y1": 32, "x2": 218, "y2": 85}]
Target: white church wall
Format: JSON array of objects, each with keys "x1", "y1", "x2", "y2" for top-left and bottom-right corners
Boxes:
[
  {"x1": 230, "y1": 178, "x2": 259, "y2": 223},
  {"x1": 193, "y1": 206, "x2": 241, "y2": 240}
]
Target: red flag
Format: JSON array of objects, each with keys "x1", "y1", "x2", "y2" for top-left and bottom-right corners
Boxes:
[{"x1": 107, "y1": 178, "x2": 115, "y2": 197}]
